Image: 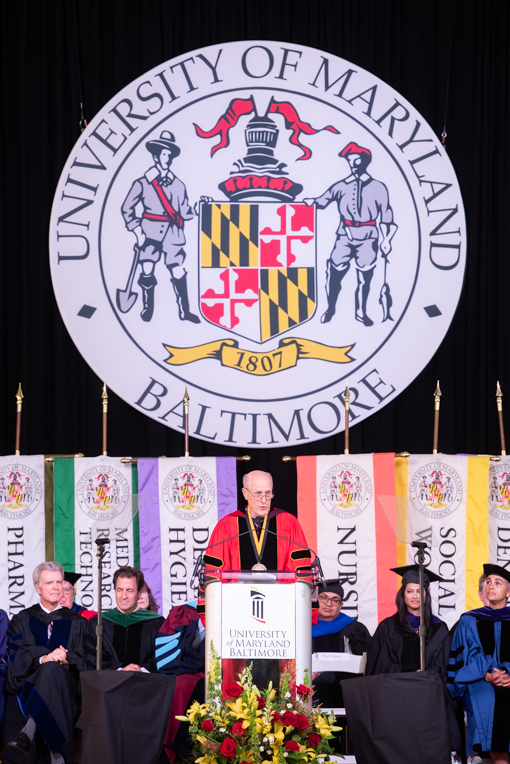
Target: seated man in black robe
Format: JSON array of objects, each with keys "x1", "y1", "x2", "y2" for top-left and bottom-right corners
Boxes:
[
  {"x1": 2, "y1": 561, "x2": 87, "y2": 764},
  {"x1": 312, "y1": 579, "x2": 371, "y2": 708},
  {"x1": 86, "y1": 566, "x2": 164, "y2": 671}
]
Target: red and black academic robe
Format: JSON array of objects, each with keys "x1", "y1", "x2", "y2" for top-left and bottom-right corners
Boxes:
[
  {"x1": 198, "y1": 507, "x2": 312, "y2": 689},
  {"x1": 2, "y1": 604, "x2": 87, "y2": 764}
]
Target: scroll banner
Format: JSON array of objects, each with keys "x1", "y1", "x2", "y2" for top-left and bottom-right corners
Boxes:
[
  {"x1": 163, "y1": 338, "x2": 353, "y2": 376},
  {"x1": 54, "y1": 456, "x2": 138, "y2": 612},
  {"x1": 296, "y1": 453, "x2": 396, "y2": 635},
  {"x1": 0, "y1": 455, "x2": 46, "y2": 617},
  {"x1": 396, "y1": 455, "x2": 489, "y2": 630},
  {"x1": 488, "y1": 456, "x2": 510, "y2": 571},
  {"x1": 137, "y1": 456, "x2": 237, "y2": 615}
]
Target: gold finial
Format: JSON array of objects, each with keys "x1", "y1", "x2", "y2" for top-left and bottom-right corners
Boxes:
[
  {"x1": 497, "y1": 381, "x2": 503, "y2": 412},
  {"x1": 16, "y1": 383, "x2": 23, "y2": 412},
  {"x1": 434, "y1": 380, "x2": 442, "y2": 410},
  {"x1": 102, "y1": 383, "x2": 108, "y2": 413},
  {"x1": 344, "y1": 385, "x2": 350, "y2": 410}
]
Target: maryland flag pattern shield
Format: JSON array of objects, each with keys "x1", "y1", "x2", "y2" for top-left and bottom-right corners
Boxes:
[{"x1": 200, "y1": 202, "x2": 316, "y2": 342}]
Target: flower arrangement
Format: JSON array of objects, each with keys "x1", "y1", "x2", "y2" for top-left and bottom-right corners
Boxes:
[{"x1": 177, "y1": 644, "x2": 342, "y2": 764}]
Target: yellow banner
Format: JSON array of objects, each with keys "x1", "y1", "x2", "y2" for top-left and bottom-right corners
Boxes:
[{"x1": 163, "y1": 337, "x2": 353, "y2": 376}]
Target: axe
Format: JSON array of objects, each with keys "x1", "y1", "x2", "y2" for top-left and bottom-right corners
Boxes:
[{"x1": 116, "y1": 244, "x2": 140, "y2": 313}]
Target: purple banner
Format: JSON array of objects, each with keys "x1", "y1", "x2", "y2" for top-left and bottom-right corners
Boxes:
[
  {"x1": 137, "y1": 458, "x2": 163, "y2": 613},
  {"x1": 216, "y1": 457, "x2": 237, "y2": 520}
]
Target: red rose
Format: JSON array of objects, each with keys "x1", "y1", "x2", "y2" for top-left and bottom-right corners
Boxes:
[
  {"x1": 272, "y1": 711, "x2": 280, "y2": 722},
  {"x1": 232, "y1": 721, "x2": 246, "y2": 736},
  {"x1": 296, "y1": 684, "x2": 312, "y2": 697},
  {"x1": 285, "y1": 741, "x2": 300, "y2": 752},
  {"x1": 307, "y1": 733, "x2": 322, "y2": 749},
  {"x1": 257, "y1": 696, "x2": 266, "y2": 709},
  {"x1": 201, "y1": 719, "x2": 214, "y2": 732},
  {"x1": 282, "y1": 711, "x2": 298, "y2": 726},
  {"x1": 220, "y1": 738, "x2": 238, "y2": 760},
  {"x1": 295, "y1": 714, "x2": 309, "y2": 730},
  {"x1": 225, "y1": 683, "x2": 243, "y2": 698}
]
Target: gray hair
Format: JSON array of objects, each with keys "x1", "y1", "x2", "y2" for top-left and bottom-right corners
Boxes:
[
  {"x1": 33, "y1": 561, "x2": 64, "y2": 586},
  {"x1": 242, "y1": 470, "x2": 273, "y2": 489}
]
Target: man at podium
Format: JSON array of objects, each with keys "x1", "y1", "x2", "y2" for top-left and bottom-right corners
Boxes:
[
  {"x1": 200, "y1": 470, "x2": 312, "y2": 583},
  {"x1": 198, "y1": 470, "x2": 312, "y2": 689}
]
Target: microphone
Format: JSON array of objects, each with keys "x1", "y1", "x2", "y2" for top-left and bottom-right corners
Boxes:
[{"x1": 190, "y1": 511, "x2": 325, "y2": 589}]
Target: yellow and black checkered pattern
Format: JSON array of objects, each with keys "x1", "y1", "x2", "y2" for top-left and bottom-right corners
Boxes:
[
  {"x1": 260, "y1": 268, "x2": 315, "y2": 340},
  {"x1": 201, "y1": 203, "x2": 258, "y2": 267}
]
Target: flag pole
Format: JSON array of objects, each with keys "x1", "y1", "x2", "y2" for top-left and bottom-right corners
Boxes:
[
  {"x1": 344, "y1": 385, "x2": 350, "y2": 455},
  {"x1": 183, "y1": 388, "x2": 190, "y2": 457},
  {"x1": 102, "y1": 384, "x2": 108, "y2": 456},
  {"x1": 496, "y1": 382, "x2": 506, "y2": 456},
  {"x1": 15, "y1": 383, "x2": 23, "y2": 456},
  {"x1": 432, "y1": 381, "x2": 441, "y2": 454}
]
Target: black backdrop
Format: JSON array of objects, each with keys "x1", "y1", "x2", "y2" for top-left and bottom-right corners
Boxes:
[{"x1": 1, "y1": 0, "x2": 509, "y2": 510}]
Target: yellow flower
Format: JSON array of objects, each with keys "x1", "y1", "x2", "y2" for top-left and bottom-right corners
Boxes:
[
  {"x1": 227, "y1": 698, "x2": 250, "y2": 720},
  {"x1": 196, "y1": 755, "x2": 218, "y2": 764},
  {"x1": 314, "y1": 715, "x2": 342, "y2": 737},
  {"x1": 189, "y1": 701, "x2": 208, "y2": 720}
]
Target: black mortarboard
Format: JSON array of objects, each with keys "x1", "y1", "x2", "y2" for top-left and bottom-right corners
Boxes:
[
  {"x1": 63, "y1": 571, "x2": 82, "y2": 587},
  {"x1": 390, "y1": 564, "x2": 445, "y2": 588},
  {"x1": 317, "y1": 579, "x2": 344, "y2": 600},
  {"x1": 483, "y1": 564, "x2": 510, "y2": 584}
]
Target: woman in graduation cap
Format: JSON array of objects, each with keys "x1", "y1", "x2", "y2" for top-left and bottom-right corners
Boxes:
[
  {"x1": 366, "y1": 564, "x2": 451, "y2": 677},
  {"x1": 448, "y1": 564, "x2": 510, "y2": 764}
]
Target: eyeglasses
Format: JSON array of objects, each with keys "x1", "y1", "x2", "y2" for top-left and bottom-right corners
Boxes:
[
  {"x1": 244, "y1": 488, "x2": 274, "y2": 501},
  {"x1": 318, "y1": 595, "x2": 342, "y2": 605}
]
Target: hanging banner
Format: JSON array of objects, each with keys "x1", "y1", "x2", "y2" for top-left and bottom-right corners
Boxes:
[
  {"x1": 296, "y1": 453, "x2": 396, "y2": 634},
  {"x1": 398, "y1": 455, "x2": 489, "y2": 629},
  {"x1": 488, "y1": 456, "x2": 510, "y2": 573},
  {"x1": 54, "y1": 456, "x2": 137, "y2": 611},
  {"x1": 0, "y1": 455, "x2": 46, "y2": 617},
  {"x1": 138, "y1": 456, "x2": 237, "y2": 615}
]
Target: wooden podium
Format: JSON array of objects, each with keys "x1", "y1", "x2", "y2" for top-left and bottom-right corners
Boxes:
[{"x1": 203, "y1": 571, "x2": 313, "y2": 694}]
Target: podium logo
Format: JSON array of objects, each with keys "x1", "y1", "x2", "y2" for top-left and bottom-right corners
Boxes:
[{"x1": 251, "y1": 588, "x2": 265, "y2": 623}]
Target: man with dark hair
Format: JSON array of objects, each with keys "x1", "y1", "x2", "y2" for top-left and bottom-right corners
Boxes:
[
  {"x1": 2, "y1": 561, "x2": 87, "y2": 764},
  {"x1": 121, "y1": 130, "x2": 200, "y2": 323},
  {"x1": 86, "y1": 566, "x2": 163, "y2": 672},
  {"x1": 312, "y1": 579, "x2": 371, "y2": 708},
  {"x1": 304, "y1": 141, "x2": 397, "y2": 326}
]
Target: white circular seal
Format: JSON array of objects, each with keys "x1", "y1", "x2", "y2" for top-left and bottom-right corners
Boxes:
[
  {"x1": 489, "y1": 463, "x2": 510, "y2": 521},
  {"x1": 77, "y1": 466, "x2": 130, "y2": 521},
  {"x1": 320, "y1": 462, "x2": 372, "y2": 518},
  {"x1": 50, "y1": 41, "x2": 466, "y2": 448},
  {"x1": 161, "y1": 464, "x2": 215, "y2": 520},
  {"x1": 409, "y1": 462, "x2": 462, "y2": 518},
  {"x1": 0, "y1": 464, "x2": 43, "y2": 520}
]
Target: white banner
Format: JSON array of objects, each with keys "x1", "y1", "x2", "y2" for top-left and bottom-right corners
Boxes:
[
  {"x1": 73, "y1": 456, "x2": 134, "y2": 611},
  {"x1": 0, "y1": 455, "x2": 45, "y2": 617},
  {"x1": 316, "y1": 454, "x2": 379, "y2": 634}
]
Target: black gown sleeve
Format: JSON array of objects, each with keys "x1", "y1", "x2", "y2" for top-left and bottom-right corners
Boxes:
[
  {"x1": 365, "y1": 616, "x2": 403, "y2": 675},
  {"x1": 6, "y1": 611, "x2": 87, "y2": 695}
]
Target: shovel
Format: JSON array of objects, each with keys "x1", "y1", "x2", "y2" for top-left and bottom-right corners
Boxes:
[{"x1": 116, "y1": 245, "x2": 139, "y2": 313}]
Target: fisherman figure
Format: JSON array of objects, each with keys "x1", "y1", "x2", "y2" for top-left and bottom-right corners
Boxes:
[
  {"x1": 120, "y1": 130, "x2": 200, "y2": 324},
  {"x1": 304, "y1": 142, "x2": 397, "y2": 326}
]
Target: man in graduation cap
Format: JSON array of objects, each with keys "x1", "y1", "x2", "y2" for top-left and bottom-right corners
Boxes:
[
  {"x1": 86, "y1": 565, "x2": 164, "y2": 671},
  {"x1": 366, "y1": 564, "x2": 451, "y2": 676},
  {"x1": 2, "y1": 561, "x2": 87, "y2": 764},
  {"x1": 60, "y1": 572, "x2": 96, "y2": 621},
  {"x1": 312, "y1": 579, "x2": 371, "y2": 708},
  {"x1": 448, "y1": 564, "x2": 510, "y2": 764}
]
